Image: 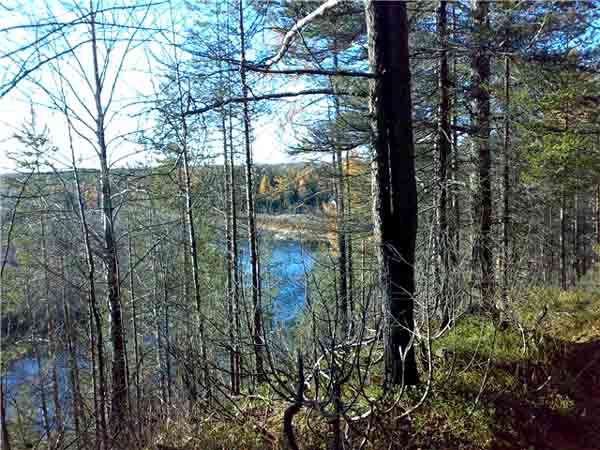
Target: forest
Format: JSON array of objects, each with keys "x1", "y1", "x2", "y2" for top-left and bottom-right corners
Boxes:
[{"x1": 1, "y1": 1, "x2": 600, "y2": 449}]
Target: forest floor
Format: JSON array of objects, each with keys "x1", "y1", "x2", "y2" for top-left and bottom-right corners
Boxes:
[
  {"x1": 489, "y1": 280, "x2": 600, "y2": 450},
  {"x1": 154, "y1": 274, "x2": 600, "y2": 450}
]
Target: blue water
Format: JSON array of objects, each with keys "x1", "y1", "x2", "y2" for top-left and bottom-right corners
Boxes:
[
  {"x1": 4, "y1": 239, "x2": 317, "y2": 421},
  {"x1": 259, "y1": 240, "x2": 316, "y2": 324},
  {"x1": 3, "y1": 353, "x2": 73, "y2": 428}
]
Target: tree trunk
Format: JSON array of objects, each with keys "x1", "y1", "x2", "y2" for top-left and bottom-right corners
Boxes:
[
  {"x1": 332, "y1": 36, "x2": 349, "y2": 335},
  {"x1": 366, "y1": 0, "x2": 419, "y2": 387},
  {"x1": 574, "y1": 191, "x2": 583, "y2": 281},
  {"x1": 89, "y1": 10, "x2": 128, "y2": 437},
  {"x1": 68, "y1": 119, "x2": 108, "y2": 450},
  {"x1": 0, "y1": 376, "x2": 11, "y2": 450},
  {"x1": 437, "y1": 0, "x2": 451, "y2": 326},
  {"x1": 501, "y1": 54, "x2": 511, "y2": 305},
  {"x1": 181, "y1": 139, "x2": 209, "y2": 398},
  {"x1": 229, "y1": 112, "x2": 242, "y2": 393},
  {"x1": 560, "y1": 193, "x2": 567, "y2": 290},
  {"x1": 239, "y1": 0, "x2": 265, "y2": 382},
  {"x1": 162, "y1": 259, "x2": 172, "y2": 405},
  {"x1": 126, "y1": 225, "x2": 142, "y2": 436},
  {"x1": 223, "y1": 113, "x2": 241, "y2": 395},
  {"x1": 471, "y1": 0, "x2": 495, "y2": 308},
  {"x1": 61, "y1": 257, "x2": 82, "y2": 450},
  {"x1": 450, "y1": 1, "x2": 460, "y2": 268},
  {"x1": 596, "y1": 184, "x2": 600, "y2": 268},
  {"x1": 41, "y1": 216, "x2": 64, "y2": 449}
]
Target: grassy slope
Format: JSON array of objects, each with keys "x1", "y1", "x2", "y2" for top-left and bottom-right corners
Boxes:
[{"x1": 155, "y1": 272, "x2": 600, "y2": 450}]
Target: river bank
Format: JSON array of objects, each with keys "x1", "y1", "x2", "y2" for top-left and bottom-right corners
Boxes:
[{"x1": 256, "y1": 213, "x2": 330, "y2": 242}]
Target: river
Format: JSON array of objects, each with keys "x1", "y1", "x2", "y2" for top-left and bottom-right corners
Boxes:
[{"x1": 3, "y1": 238, "x2": 318, "y2": 424}]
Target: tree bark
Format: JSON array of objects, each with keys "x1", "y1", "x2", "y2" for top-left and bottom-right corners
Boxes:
[
  {"x1": 126, "y1": 224, "x2": 142, "y2": 436},
  {"x1": 181, "y1": 139, "x2": 209, "y2": 398},
  {"x1": 61, "y1": 256, "x2": 82, "y2": 450},
  {"x1": 331, "y1": 35, "x2": 349, "y2": 336},
  {"x1": 41, "y1": 216, "x2": 64, "y2": 449},
  {"x1": 0, "y1": 376, "x2": 11, "y2": 450},
  {"x1": 229, "y1": 112, "x2": 242, "y2": 394},
  {"x1": 560, "y1": 193, "x2": 567, "y2": 290},
  {"x1": 471, "y1": 0, "x2": 495, "y2": 309},
  {"x1": 450, "y1": 2, "x2": 461, "y2": 268},
  {"x1": 89, "y1": 10, "x2": 128, "y2": 437},
  {"x1": 68, "y1": 116, "x2": 108, "y2": 450},
  {"x1": 239, "y1": 0, "x2": 265, "y2": 382},
  {"x1": 501, "y1": 54, "x2": 511, "y2": 305},
  {"x1": 437, "y1": 0, "x2": 451, "y2": 326},
  {"x1": 366, "y1": 0, "x2": 419, "y2": 387},
  {"x1": 223, "y1": 112, "x2": 241, "y2": 395}
]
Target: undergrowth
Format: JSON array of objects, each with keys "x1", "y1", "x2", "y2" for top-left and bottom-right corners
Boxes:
[{"x1": 153, "y1": 280, "x2": 600, "y2": 450}]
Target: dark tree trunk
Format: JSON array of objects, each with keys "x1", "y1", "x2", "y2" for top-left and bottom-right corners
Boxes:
[
  {"x1": 437, "y1": 0, "x2": 451, "y2": 326},
  {"x1": 89, "y1": 11, "x2": 128, "y2": 438},
  {"x1": 471, "y1": 0, "x2": 495, "y2": 308},
  {"x1": 332, "y1": 36, "x2": 349, "y2": 335},
  {"x1": 0, "y1": 377, "x2": 11, "y2": 450},
  {"x1": 450, "y1": 2, "x2": 461, "y2": 268},
  {"x1": 366, "y1": 0, "x2": 419, "y2": 387}
]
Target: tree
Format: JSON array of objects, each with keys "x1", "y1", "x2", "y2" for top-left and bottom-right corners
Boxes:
[
  {"x1": 471, "y1": 0, "x2": 495, "y2": 310},
  {"x1": 366, "y1": 0, "x2": 418, "y2": 387}
]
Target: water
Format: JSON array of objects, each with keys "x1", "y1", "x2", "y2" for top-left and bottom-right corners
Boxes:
[
  {"x1": 3, "y1": 353, "x2": 72, "y2": 428},
  {"x1": 260, "y1": 239, "x2": 317, "y2": 324},
  {"x1": 3, "y1": 238, "x2": 318, "y2": 422}
]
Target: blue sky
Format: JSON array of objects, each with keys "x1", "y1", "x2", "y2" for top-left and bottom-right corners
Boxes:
[{"x1": 0, "y1": 0, "x2": 318, "y2": 173}]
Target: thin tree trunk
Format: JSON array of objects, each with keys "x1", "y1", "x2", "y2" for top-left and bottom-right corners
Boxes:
[
  {"x1": 89, "y1": 10, "x2": 128, "y2": 437},
  {"x1": 223, "y1": 113, "x2": 241, "y2": 395},
  {"x1": 41, "y1": 216, "x2": 64, "y2": 449},
  {"x1": 61, "y1": 257, "x2": 82, "y2": 450},
  {"x1": 0, "y1": 376, "x2": 11, "y2": 450},
  {"x1": 560, "y1": 193, "x2": 567, "y2": 290},
  {"x1": 162, "y1": 259, "x2": 172, "y2": 405},
  {"x1": 126, "y1": 225, "x2": 141, "y2": 436},
  {"x1": 150, "y1": 236, "x2": 165, "y2": 408},
  {"x1": 68, "y1": 117, "x2": 108, "y2": 450},
  {"x1": 450, "y1": 1, "x2": 461, "y2": 267},
  {"x1": 596, "y1": 185, "x2": 600, "y2": 249},
  {"x1": 331, "y1": 35, "x2": 349, "y2": 335},
  {"x1": 229, "y1": 112, "x2": 242, "y2": 393},
  {"x1": 239, "y1": 0, "x2": 265, "y2": 382},
  {"x1": 366, "y1": 0, "x2": 419, "y2": 387},
  {"x1": 345, "y1": 154, "x2": 354, "y2": 324},
  {"x1": 501, "y1": 54, "x2": 511, "y2": 305},
  {"x1": 181, "y1": 142, "x2": 209, "y2": 399},
  {"x1": 574, "y1": 191, "x2": 583, "y2": 281},
  {"x1": 437, "y1": 0, "x2": 451, "y2": 326}
]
